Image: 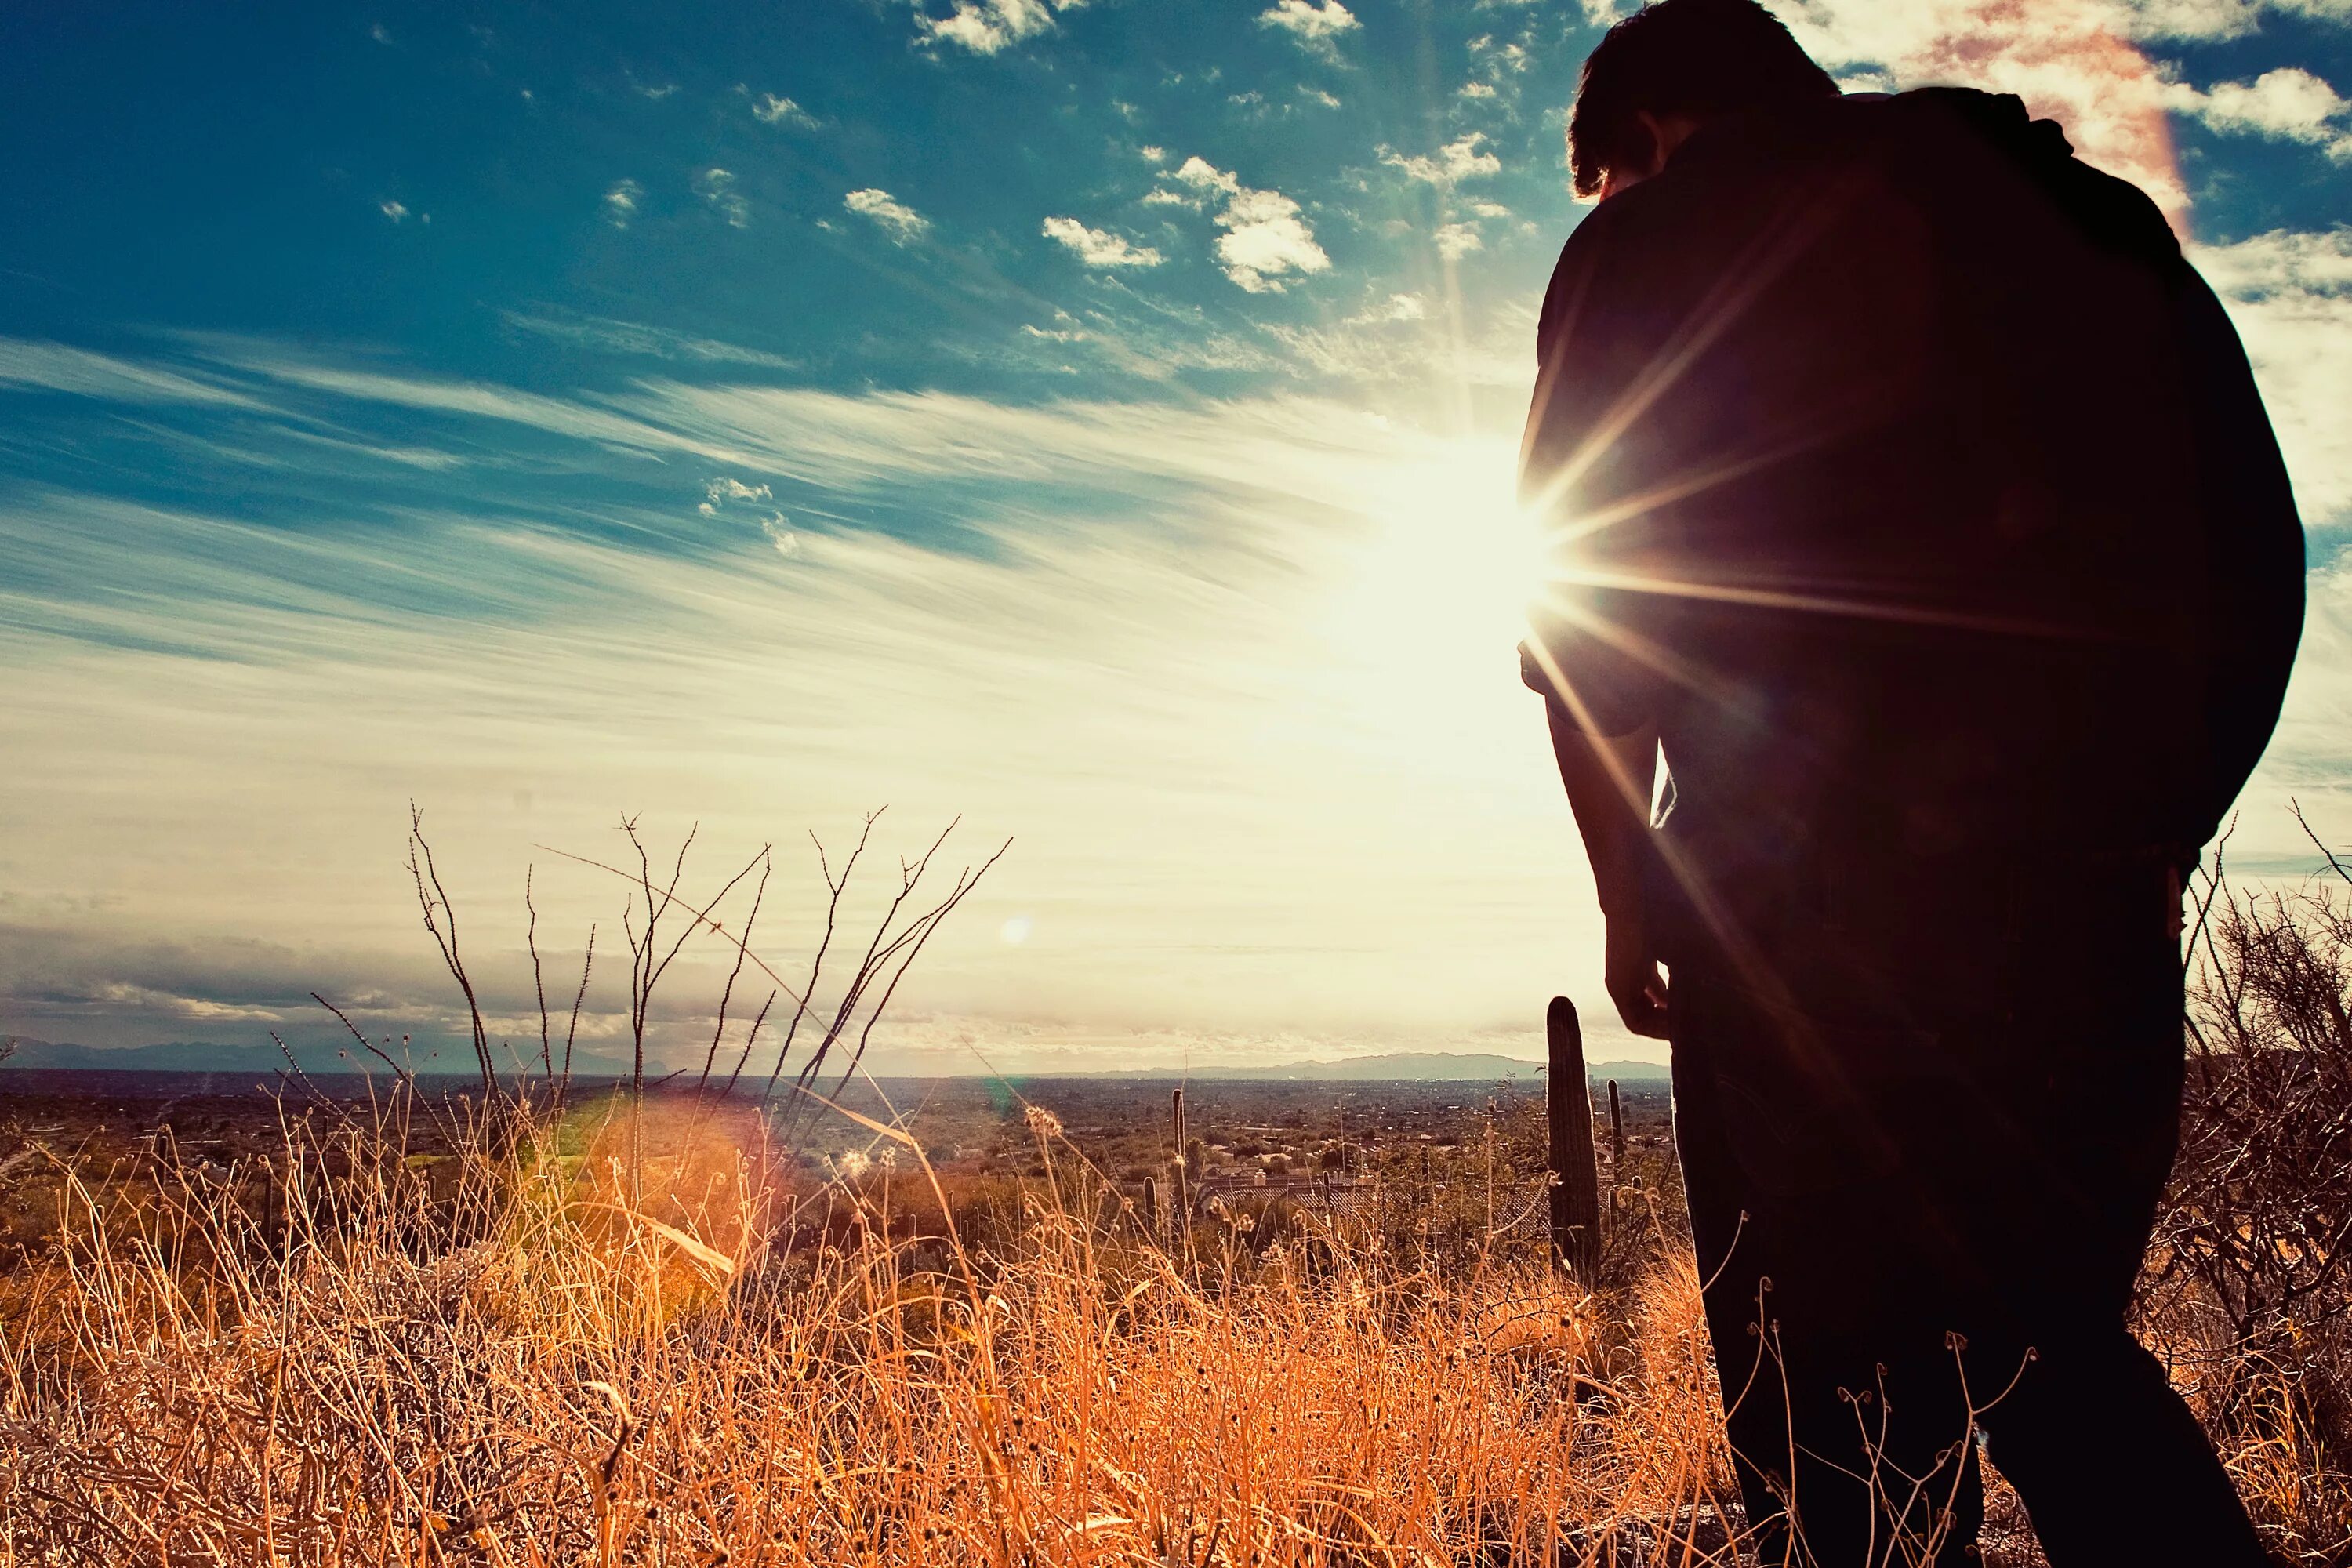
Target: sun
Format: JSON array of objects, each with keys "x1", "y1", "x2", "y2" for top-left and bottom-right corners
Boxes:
[{"x1": 1318, "y1": 434, "x2": 1547, "y2": 695}]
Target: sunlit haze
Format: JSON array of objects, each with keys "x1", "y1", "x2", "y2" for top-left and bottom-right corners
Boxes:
[{"x1": 2, "y1": 0, "x2": 2347, "y2": 1075}]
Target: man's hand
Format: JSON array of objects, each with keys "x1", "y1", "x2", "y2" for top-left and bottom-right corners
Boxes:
[
  {"x1": 1536, "y1": 687, "x2": 1671, "y2": 1039},
  {"x1": 1606, "y1": 905, "x2": 1671, "y2": 1039}
]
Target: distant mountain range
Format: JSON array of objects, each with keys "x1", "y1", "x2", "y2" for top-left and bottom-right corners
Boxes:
[
  {"x1": 0, "y1": 1036, "x2": 639, "y2": 1080},
  {"x1": 1097, "y1": 1051, "x2": 1671, "y2": 1083},
  {"x1": 0, "y1": 1039, "x2": 1671, "y2": 1084}
]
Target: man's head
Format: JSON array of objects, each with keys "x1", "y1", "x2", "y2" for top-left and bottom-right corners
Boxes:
[{"x1": 1568, "y1": 0, "x2": 1838, "y2": 199}]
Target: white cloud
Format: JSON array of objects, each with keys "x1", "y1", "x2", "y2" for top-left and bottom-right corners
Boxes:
[
  {"x1": 1300, "y1": 86, "x2": 1342, "y2": 110},
  {"x1": 2125, "y1": 0, "x2": 2352, "y2": 40},
  {"x1": 751, "y1": 93, "x2": 820, "y2": 129},
  {"x1": 699, "y1": 476, "x2": 775, "y2": 517},
  {"x1": 0, "y1": 371, "x2": 1605, "y2": 1057},
  {"x1": 1258, "y1": 0, "x2": 1359, "y2": 55},
  {"x1": 369, "y1": 21, "x2": 392, "y2": 44},
  {"x1": 1466, "y1": 34, "x2": 1529, "y2": 74},
  {"x1": 1173, "y1": 156, "x2": 1242, "y2": 197},
  {"x1": 1775, "y1": 0, "x2": 2190, "y2": 213},
  {"x1": 0, "y1": 339, "x2": 268, "y2": 408},
  {"x1": 695, "y1": 168, "x2": 750, "y2": 228},
  {"x1": 379, "y1": 200, "x2": 409, "y2": 223},
  {"x1": 1385, "y1": 133, "x2": 1502, "y2": 185},
  {"x1": 1140, "y1": 145, "x2": 1167, "y2": 163},
  {"x1": 1042, "y1": 216, "x2": 1164, "y2": 268},
  {"x1": 1217, "y1": 188, "x2": 1333, "y2": 292},
  {"x1": 2193, "y1": 227, "x2": 2352, "y2": 522},
  {"x1": 1166, "y1": 159, "x2": 1330, "y2": 292},
  {"x1": 1435, "y1": 223, "x2": 1483, "y2": 260},
  {"x1": 1360, "y1": 292, "x2": 1428, "y2": 322},
  {"x1": 501, "y1": 311, "x2": 799, "y2": 370},
  {"x1": 603, "y1": 179, "x2": 644, "y2": 229},
  {"x1": 918, "y1": 0, "x2": 1087, "y2": 55},
  {"x1": 1459, "y1": 82, "x2": 1497, "y2": 100},
  {"x1": 844, "y1": 187, "x2": 931, "y2": 244},
  {"x1": 2165, "y1": 67, "x2": 2352, "y2": 158}
]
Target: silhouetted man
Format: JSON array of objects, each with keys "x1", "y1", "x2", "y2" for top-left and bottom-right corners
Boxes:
[{"x1": 1519, "y1": 2, "x2": 2303, "y2": 1563}]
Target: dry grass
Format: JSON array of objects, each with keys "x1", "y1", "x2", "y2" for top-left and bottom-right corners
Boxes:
[
  {"x1": 3, "y1": 815, "x2": 2345, "y2": 1564},
  {"x1": 0, "y1": 1091, "x2": 1745, "y2": 1566}
]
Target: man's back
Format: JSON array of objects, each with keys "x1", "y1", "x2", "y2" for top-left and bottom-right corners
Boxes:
[{"x1": 1522, "y1": 88, "x2": 2303, "y2": 946}]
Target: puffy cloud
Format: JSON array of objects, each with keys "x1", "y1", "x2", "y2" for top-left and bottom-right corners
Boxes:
[
  {"x1": 2125, "y1": 0, "x2": 2352, "y2": 40},
  {"x1": 699, "y1": 476, "x2": 774, "y2": 517},
  {"x1": 751, "y1": 93, "x2": 820, "y2": 129},
  {"x1": 1216, "y1": 187, "x2": 1333, "y2": 292},
  {"x1": 1258, "y1": 0, "x2": 1359, "y2": 55},
  {"x1": 1776, "y1": 0, "x2": 2188, "y2": 215},
  {"x1": 1385, "y1": 132, "x2": 1502, "y2": 185},
  {"x1": 695, "y1": 168, "x2": 750, "y2": 228},
  {"x1": 1166, "y1": 158, "x2": 1330, "y2": 292},
  {"x1": 1173, "y1": 156, "x2": 1242, "y2": 197},
  {"x1": 844, "y1": 187, "x2": 931, "y2": 244},
  {"x1": 918, "y1": 0, "x2": 1087, "y2": 55},
  {"x1": 2165, "y1": 67, "x2": 2352, "y2": 158},
  {"x1": 602, "y1": 179, "x2": 643, "y2": 229},
  {"x1": 1041, "y1": 216, "x2": 1164, "y2": 268},
  {"x1": 379, "y1": 199, "x2": 409, "y2": 223}
]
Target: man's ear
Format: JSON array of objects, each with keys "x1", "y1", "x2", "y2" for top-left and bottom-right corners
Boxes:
[
  {"x1": 1634, "y1": 109, "x2": 1705, "y2": 168},
  {"x1": 1627, "y1": 111, "x2": 1667, "y2": 180}
]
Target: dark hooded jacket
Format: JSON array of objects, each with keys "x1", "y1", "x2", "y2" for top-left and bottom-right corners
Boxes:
[{"x1": 1520, "y1": 88, "x2": 2304, "y2": 947}]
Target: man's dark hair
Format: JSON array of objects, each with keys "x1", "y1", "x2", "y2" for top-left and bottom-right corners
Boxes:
[{"x1": 1567, "y1": 0, "x2": 1838, "y2": 197}]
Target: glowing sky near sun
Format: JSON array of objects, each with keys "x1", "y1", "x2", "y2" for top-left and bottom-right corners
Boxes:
[{"x1": 1, "y1": 0, "x2": 2347, "y2": 1073}]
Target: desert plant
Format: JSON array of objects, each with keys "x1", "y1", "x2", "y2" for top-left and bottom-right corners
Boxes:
[{"x1": 2143, "y1": 811, "x2": 2352, "y2": 1561}]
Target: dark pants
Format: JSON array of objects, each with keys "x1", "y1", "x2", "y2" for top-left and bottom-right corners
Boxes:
[{"x1": 1666, "y1": 862, "x2": 2267, "y2": 1566}]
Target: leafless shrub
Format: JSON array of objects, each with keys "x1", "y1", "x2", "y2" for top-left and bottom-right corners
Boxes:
[{"x1": 2144, "y1": 810, "x2": 2352, "y2": 1561}]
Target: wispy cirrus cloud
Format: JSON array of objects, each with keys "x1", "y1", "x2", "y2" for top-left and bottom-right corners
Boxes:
[
  {"x1": 1, "y1": 348, "x2": 1595, "y2": 1059},
  {"x1": 0, "y1": 339, "x2": 267, "y2": 408},
  {"x1": 500, "y1": 310, "x2": 798, "y2": 370}
]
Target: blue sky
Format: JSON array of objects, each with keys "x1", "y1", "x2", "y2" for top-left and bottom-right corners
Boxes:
[{"x1": 2, "y1": 0, "x2": 2349, "y2": 1073}]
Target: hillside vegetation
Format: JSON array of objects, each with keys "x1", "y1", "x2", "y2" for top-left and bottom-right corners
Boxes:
[{"x1": 0, "y1": 822, "x2": 2343, "y2": 1564}]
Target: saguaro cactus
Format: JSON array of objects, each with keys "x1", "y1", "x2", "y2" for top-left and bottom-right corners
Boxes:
[
  {"x1": 1607, "y1": 1076, "x2": 1625, "y2": 1234},
  {"x1": 1547, "y1": 996, "x2": 1602, "y2": 1283},
  {"x1": 1171, "y1": 1088, "x2": 1190, "y2": 1239}
]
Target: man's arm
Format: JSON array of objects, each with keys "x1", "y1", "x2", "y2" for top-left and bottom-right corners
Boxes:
[{"x1": 1544, "y1": 700, "x2": 1670, "y2": 1039}]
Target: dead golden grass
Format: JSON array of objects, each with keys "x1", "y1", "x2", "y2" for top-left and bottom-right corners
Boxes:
[{"x1": 0, "y1": 1091, "x2": 1751, "y2": 1566}]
